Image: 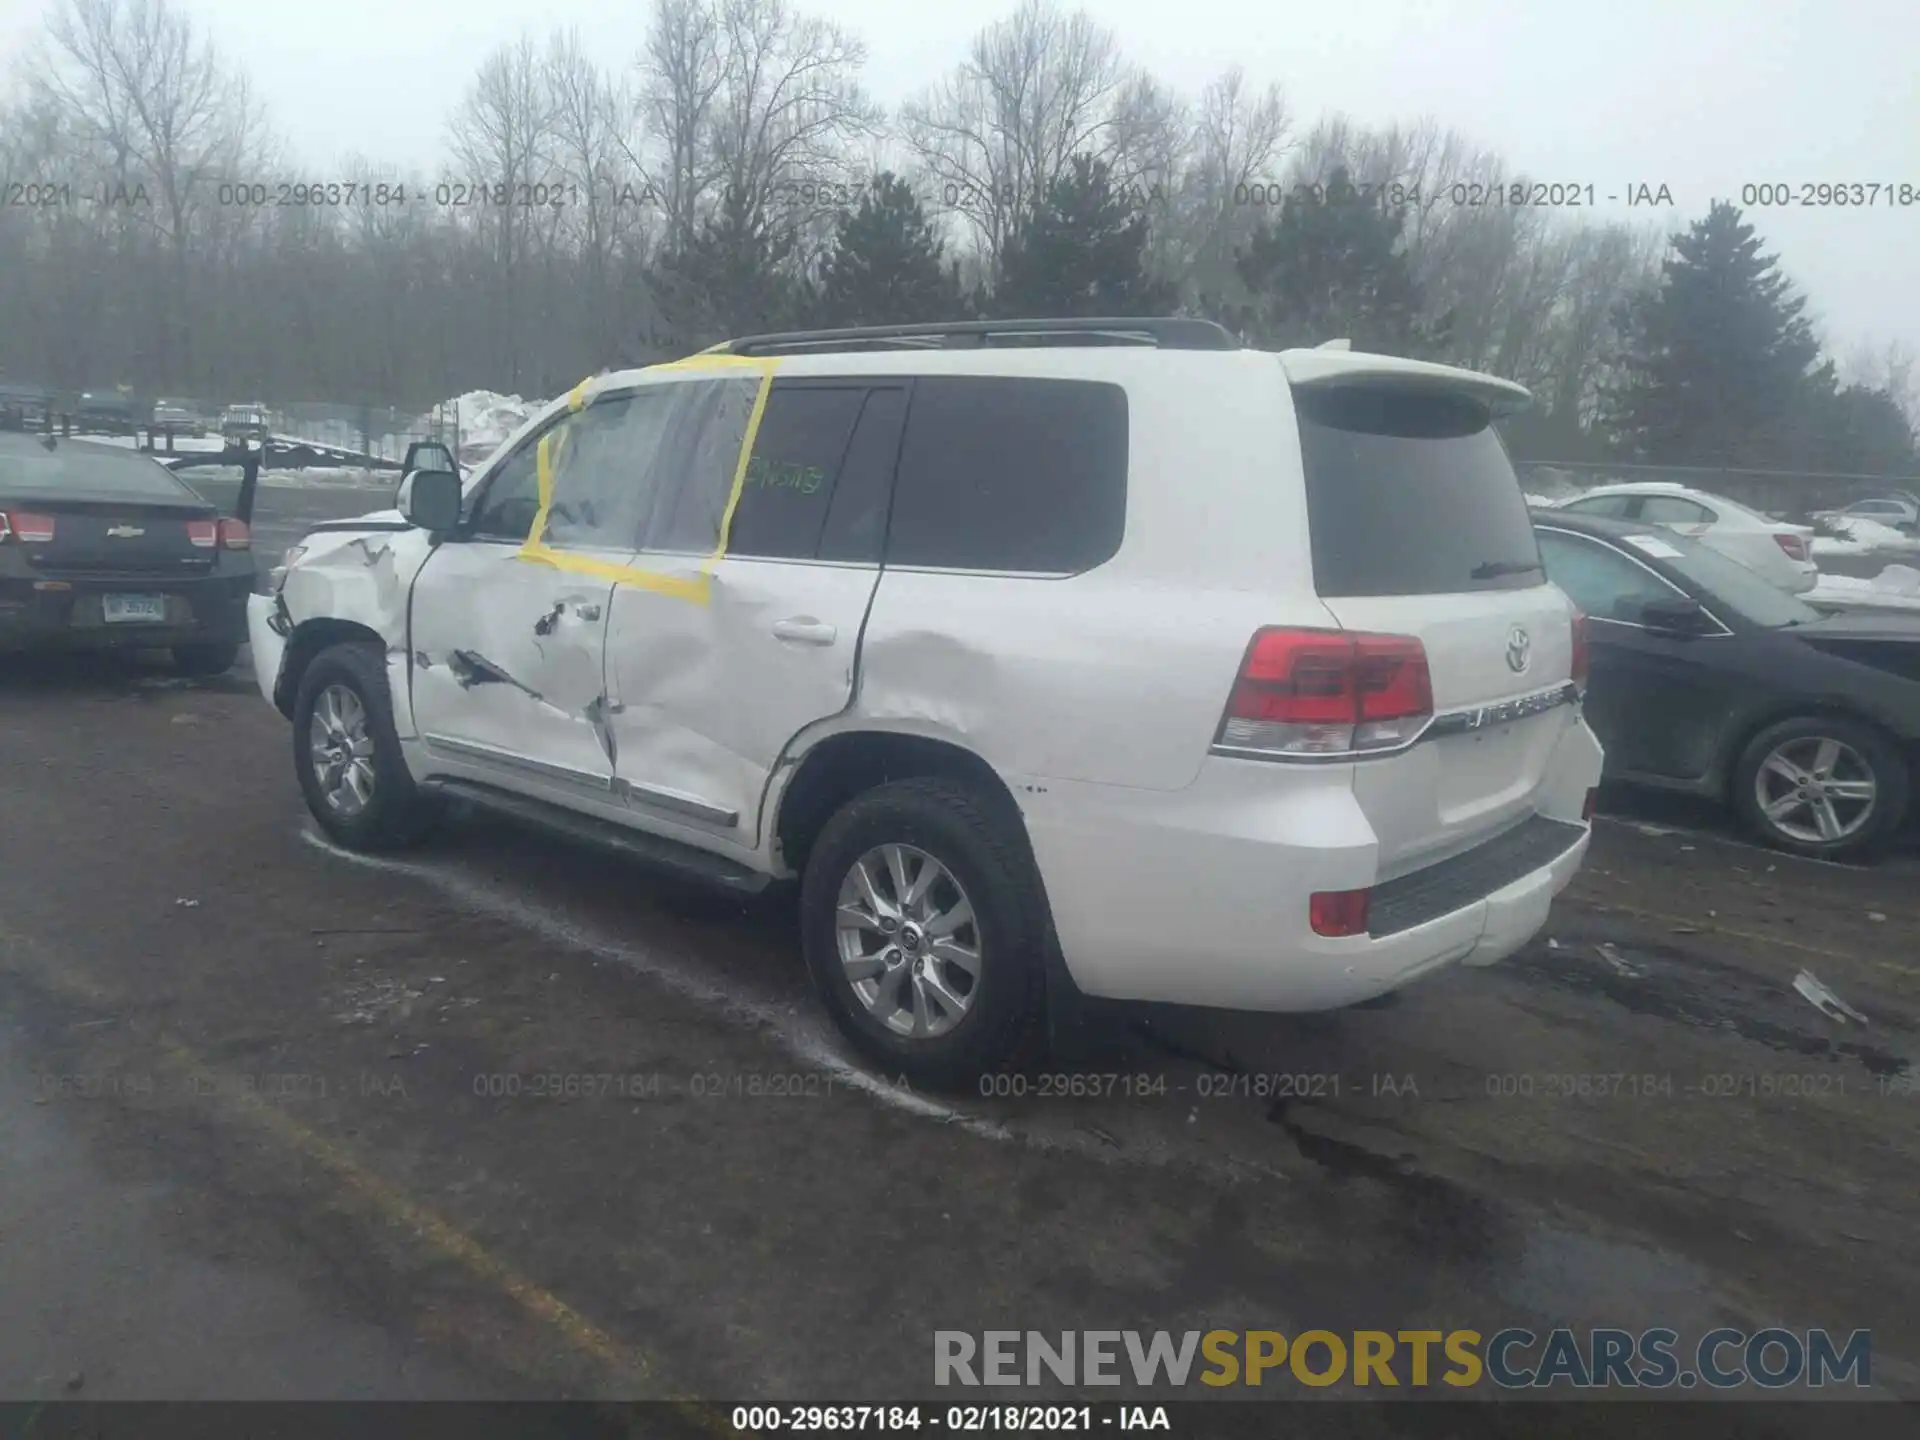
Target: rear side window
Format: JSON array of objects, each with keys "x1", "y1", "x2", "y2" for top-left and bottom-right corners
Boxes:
[
  {"x1": 1298, "y1": 386, "x2": 1542, "y2": 597},
  {"x1": 886, "y1": 376, "x2": 1128, "y2": 573},
  {"x1": 1559, "y1": 494, "x2": 1635, "y2": 519},
  {"x1": 1637, "y1": 495, "x2": 1715, "y2": 525},
  {"x1": 725, "y1": 385, "x2": 866, "y2": 560}
]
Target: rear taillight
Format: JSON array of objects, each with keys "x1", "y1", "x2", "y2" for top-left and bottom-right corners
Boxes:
[
  {"x1": 218, "y1": 518, "x2": 250, "y2": 549},
  {"x1": 0, "y1": 510, "x2": 56, "y2": 543},
  {"x1": 1310, "y1": 889, "x2": 1371, "y2": 937},
  {"x1": 186, "y1": 518, "x2": 218, "y2": 548},
  {"x1": 1218, "y1": 628, "x2": 1434, "y2": 757},
  {"x1": 1774, "y1": 533, "x2": 1809, "y2": 561},
  {"x1": 1570, "y1": 611, "x2": 1590, "y2": 688},
  {"x1": 1583, "y1": 787, "x2": 1598, "y2": 822}
]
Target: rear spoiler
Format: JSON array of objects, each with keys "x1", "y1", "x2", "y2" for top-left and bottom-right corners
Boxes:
[{"x1": 1278, "y1": 348, "x2": 1533, "y2": 418}]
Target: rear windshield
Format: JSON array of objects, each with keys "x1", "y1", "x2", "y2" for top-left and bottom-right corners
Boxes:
[
  {"x1": 1636, "y1": 530, "x2": 1822, "y2": 629},
  {"x1": 1298, "y1": 385, "x2": 1543, "y2": 597},
  {"x1": 0, "y1": 438, "x2": 198, "y2": 501}
]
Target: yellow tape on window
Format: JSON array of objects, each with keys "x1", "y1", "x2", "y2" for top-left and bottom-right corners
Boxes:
[{"x1": 515, "y1": 354, "x2": 778, "y2": 604}]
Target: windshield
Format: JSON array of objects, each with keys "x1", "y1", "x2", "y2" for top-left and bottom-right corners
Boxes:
[{"x1": 1623, "y1": 528, "x2": 1822, "y2": 628}]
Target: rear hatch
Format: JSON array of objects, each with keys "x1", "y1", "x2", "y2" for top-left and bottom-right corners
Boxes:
[{"x1": 1288, "y1": 366, "x2": 1579, "y2": 879}]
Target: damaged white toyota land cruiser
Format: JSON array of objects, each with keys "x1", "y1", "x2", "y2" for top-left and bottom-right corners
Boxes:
[{"x1": 248, "y1": 318, "x2": 1603, "y2": 1088}]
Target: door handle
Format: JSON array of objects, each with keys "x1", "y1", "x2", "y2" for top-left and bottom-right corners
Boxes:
[{"x1": 772, "y1": 617, "x2": 836, "y2": 646}]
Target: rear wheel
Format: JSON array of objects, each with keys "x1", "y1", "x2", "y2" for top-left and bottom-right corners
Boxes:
[
  {"x1": 172, "y1": 641, "x2": 239, "y2": 677},
  {"x1": 799, "y1": 777, "x2": 1047, "y2": 1090},
  {"x1": 1732, "y1": 715, "x2": 1908, "y2": 860},
  {"x1": 292, "y1": 641, "x2": 435, "y2": 851}
]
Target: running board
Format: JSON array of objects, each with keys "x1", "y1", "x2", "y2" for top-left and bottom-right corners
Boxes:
[{"x1": 422, "y1": 777, "x2": 772, "y2": 895}]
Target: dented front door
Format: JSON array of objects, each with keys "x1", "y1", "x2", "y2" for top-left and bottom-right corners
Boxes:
[
  {"x1": 407, "y1": 407, "x2": 641, "y2": 797},
  {"x1": 409, "y1": 544, "x2": 621, "y2": 794}
]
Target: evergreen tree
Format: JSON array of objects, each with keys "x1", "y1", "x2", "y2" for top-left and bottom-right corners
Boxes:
[
  {"x1": 1225, "y1": 167, "x2": 1437, "y2": 355},
  {"x1": 651, "y1": 185, "x2": 809, "y2": 349},
  {"x1": 1600, "y1": 202, "x2": 1822, "y2": 466},
  {"x1": 1796, "y1": 369, "x2": 1920, "y2": 476},
  {"x1": 818, "y1": 173, "x2": 961, "y2": 327},
  {"x1": 994, "y1": 155, "x2": 1173, "y2": 317}
]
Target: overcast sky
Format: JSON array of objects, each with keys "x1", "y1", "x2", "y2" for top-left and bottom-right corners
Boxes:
[{"x1": 3, "y1": 0, "x2": 1916, "y2": 363}]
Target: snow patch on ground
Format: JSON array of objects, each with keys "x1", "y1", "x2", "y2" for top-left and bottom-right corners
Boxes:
[
  {"x1": 1805, "y1": 564, "x2": 1920, "y2": 611},
  {"x1": 1810, "y1": 517, "x2": 1920, "y2": 557}
]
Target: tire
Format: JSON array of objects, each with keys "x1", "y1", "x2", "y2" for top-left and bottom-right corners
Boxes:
[
  {"x1": 799, "y1": 776, "x2": 1047, "y2": 1091},
  {"x1": 292, "y1": 640, "x2": 436, "y2": 851},
  {"x1": 172, "y1": 641, "x2": 239, "y2": 677},
  {"x1": 1731, "y1": 714, "x2": 1908, "y2": 861}
]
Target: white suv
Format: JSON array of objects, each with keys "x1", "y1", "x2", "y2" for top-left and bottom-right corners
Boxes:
[{"x1": 247, "y1": 318, "x2": 1603, "y2": 1087}]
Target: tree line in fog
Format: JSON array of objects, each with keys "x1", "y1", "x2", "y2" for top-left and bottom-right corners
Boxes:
[{"x1": 2, "y1": 0, "x2": 1916, "y2": 471}]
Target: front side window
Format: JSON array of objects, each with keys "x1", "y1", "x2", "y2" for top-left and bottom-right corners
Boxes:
[
  {"x1": 539, "y1": 391, "x2": 682, "y2": 551},
  {"x1": 1536, "y1": 530, "x2": 1684, "y2": 624},
  {"x1": 466, "y1": 444, "x2": 542, "y2": 541}
]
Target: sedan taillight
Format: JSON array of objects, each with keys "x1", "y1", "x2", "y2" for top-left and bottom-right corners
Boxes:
[
  {"x1": 1774, "y1": 533, "x2": 1810, "y2": 561},
  {"x1": 218, "y1": 518, "x2": 250, "y2": 549},
  {"x1": 0, "y1": 510, "x2": 57, "y2": 543}
]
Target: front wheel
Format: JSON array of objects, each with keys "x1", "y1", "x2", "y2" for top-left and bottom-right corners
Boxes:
[
  {"x1": 292, "y1": 641, "x2": 435, "y2": 851},
  {"x1": 1732, "y1": 715, "x2": 1908, "y2": 860},
  {"x1": 799, "y1": 777, "x2": 1048, "y2": 1090}
]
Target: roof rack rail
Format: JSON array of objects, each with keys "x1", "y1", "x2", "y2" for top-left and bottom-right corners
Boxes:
[{"x1": 705, "y1": 317, "x2": 1239, "y2": 357}]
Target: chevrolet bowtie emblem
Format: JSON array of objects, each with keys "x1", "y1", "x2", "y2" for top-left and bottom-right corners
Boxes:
[{"x1": 106, "y1": 524, "x2": 145, "y2": 537}]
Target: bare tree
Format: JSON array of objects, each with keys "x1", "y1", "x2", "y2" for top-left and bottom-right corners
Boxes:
[
  {"x1": 1168, "y1": 68, "x2": 1290, "y2": 303},
  {"x1": 547, "y1": 28, "x2": 644, "y2": 362},
  {"x1": 633, "y1": 0, "x2": 727, "y2": 249},
  {"x1": 706, "y1": 0, "x2": 877, "y2": 234},
  {"x1": 448, "y1": 33, "x2": 558, "y2": 387},
  {"x1": 901, "y1": 0, "x2": 1131, "y2": 266},
  {"x1": 31, "y1": 0, "x2": 268, "y2": 382}
]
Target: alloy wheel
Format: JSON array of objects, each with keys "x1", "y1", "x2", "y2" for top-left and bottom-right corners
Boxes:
[
  {"x1": 308, "y1": 683, "x2": 377, "y2": 817},
  {"x1": 1753, "y1": 735, "x2": 1877, "y2": 845},
  {"x1": 834, "y1": 843, "x2": 982, "y2": 1039}
]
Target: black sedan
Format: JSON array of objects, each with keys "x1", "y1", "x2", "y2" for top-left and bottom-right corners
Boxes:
[
  {"x1": 1, "y1": 431, "x2": 254, "y2": 675},
  {"x1": 1534, "y1": 507, "x2": 1920, "y2": 860}
]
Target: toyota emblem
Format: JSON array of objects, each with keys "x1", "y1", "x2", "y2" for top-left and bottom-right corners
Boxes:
[{"x1": 1505, "y1": 625, "x2": 1532, "y2": 674}]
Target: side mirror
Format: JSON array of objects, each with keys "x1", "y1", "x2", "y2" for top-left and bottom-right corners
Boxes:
[
  {"x1": 1639, "y1": 596, "x2": 1711, "y2": 637},
  {"x1": 402, "y1": 469, "x2": 463, "y2": 533},
  {"x1": 403, "y1": 439, "x2": 459, "y2": 476}
]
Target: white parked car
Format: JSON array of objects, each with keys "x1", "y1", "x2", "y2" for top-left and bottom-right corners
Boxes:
[
  {"x1": 247, "y1": 319, "x2": 1603, "y2": 1087},
  {"x1": 1812, "y1": 496, "x2": 1920, "y2": 533},
  {"x1": 1551, "y1": 482, "x2": 1817, "y2": 594}
]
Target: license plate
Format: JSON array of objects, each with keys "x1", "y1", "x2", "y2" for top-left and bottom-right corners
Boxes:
[{"x1": 102, "y1": 593, "x2": 167, "y2": 624}]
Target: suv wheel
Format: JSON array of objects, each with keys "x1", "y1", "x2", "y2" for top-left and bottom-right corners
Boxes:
[
  {"x1": 800, "y1": 777, "x2": 1047, "y2": 1090},
  {"x1": 293, "y1": 641, "x2": 435, "y2": 851},
  {"x1": 1732, "y1": 715, "x2": 1908, "y2": 861}
]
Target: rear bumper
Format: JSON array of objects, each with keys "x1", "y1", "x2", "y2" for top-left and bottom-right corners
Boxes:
[
  {"x1": 1020, "y1": 715, "x2": 1605, "y2": 1012},
  {"x1": 0, "y1": 568, "x2": 252, "y2": 653}
]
